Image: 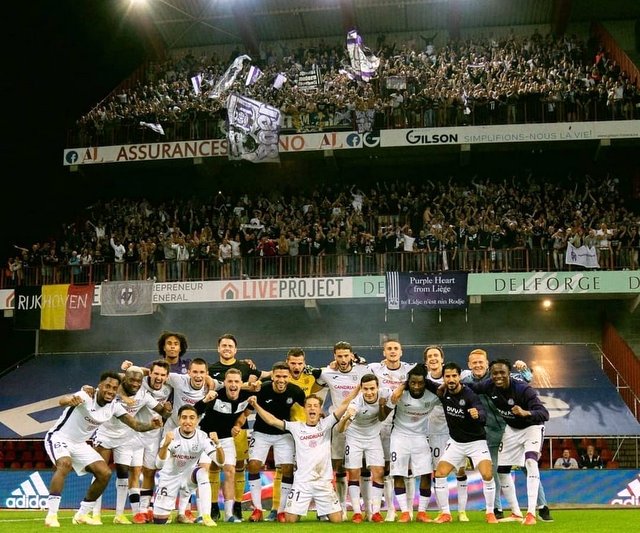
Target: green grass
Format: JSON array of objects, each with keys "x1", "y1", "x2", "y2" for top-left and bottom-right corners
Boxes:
[{"x1": 2, "y1": 509, "x2": 640, "y2": 531}]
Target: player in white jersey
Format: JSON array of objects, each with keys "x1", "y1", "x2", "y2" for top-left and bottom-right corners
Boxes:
[
  {"x1": 367, "y1": 338, "x2": 416, "y2": 521},
  {"x1": 153, "y1": 405, "x2": 224, "y2": 526},
  {"x1": 382, "y1": 364, "x2": 439, "y2": 523},
  {"x1": 164, "y1": 358, "x2": 217, "y2": 432},
  {"x1": 131, "y1": 360, "x2": 173, "y2": 523},
  {"x1": 43, "y1": 371, "x2": 163, "y2": 528},
  {"x1": 247, "y1": 390, "x2": 357, "y2": 522},
  {"x1": 91, "y1": 366, "x2": 172, "y2": 524},
  {"x1": 337, "y1": 373, "x2": 390, "y2": 523},
  {"x1": 315, "y1": 341, "x2": 369, "y2": 518}
]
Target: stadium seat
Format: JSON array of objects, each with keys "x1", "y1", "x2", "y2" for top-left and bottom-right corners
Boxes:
[
  {"x1": 9, "y1": 461, "x2": 21, "y2": 469},
  {"x1": 3, "y1": 450, "x2": 16, "y2": 462},
  {"x1": 20, "y1": 451, "x2": 33, "y2": 462},
  {"x1": 21, "y1": 461, "x2": 33, "y2": 469},
  {"x1": 600, "y1": 449, "x2": 613, "y2": 462},
  {"x1": 34, "y1": 461, "x2": 48, "y2": 469},
  {"x1": 578, "y1": 437, "x2": 593, "y2": 451},
  {"x1": 606, "y1": 460, "x2": 619, "y2": 469}
]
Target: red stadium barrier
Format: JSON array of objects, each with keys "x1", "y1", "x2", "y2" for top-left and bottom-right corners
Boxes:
[{"x1": 602, "y1": 323, "x2": 640, "y2": 422}]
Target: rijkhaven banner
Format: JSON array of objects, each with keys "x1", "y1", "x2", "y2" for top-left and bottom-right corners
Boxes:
[
  {"x1": 386, "y1": 272, "x2": 468, "y2": 310},
  {"x1": 13, "y1": 284, "x2": 94, "y2": 331}
]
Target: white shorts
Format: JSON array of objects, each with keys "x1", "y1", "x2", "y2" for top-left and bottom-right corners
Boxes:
[
  {"x1": 440, "y1": 439, "x2": 491, "y2": 471},
  {"x1": 429, "y1": 433, "x2": 449, "y2": 465},
  {"x1": 380, "y1": 421, "x2": 392, "y2": 460},
  {"x1": 219, "y1": 437, "x2": 237, "y2": 467},
  {"x1": 331, "y1": 425, "x2": 346, "y2": 461},
  {"x1": 285, "y1": 479, "x2": 341, "y2": 516},
  {"x1": 45, "y1": 435, "x2": 103, "y2": 476},
  {"x1": 153, "y1": 469, "x2": 197, "y2": 515},
  {"x1": 389, "y1": 432, "x2": 432, "y2": 477},
  {"x1": 136, "y1": 430, "x2": 163, "y2": 470},
  {"x1": 249, "y1": 431, "x2": 295, "y2": 466},
  {"x1": 344, "y1": 435, "x2": 384, "y2": 469},
  {"x1": 499, "y1": 425, "x2": 545, "y2": 467},
  {"x1": 92, "y1": 433, "x2": 141, "y2": 467}
]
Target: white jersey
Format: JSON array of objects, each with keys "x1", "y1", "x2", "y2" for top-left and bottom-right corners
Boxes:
[
  {"x1": 156, "y1": 427, "x2": 217, "y2": 477},
  {"x1": 94, "y1": 387, "x2": 159, "y2": 443},
  {"x1": 368, "y1": 361, "x2": 416, "y2": 430},
  {"x1": 284, "y1": 414, "x2": 337, "y2": 482},
  {"x1": 45, "y1": 390, "x2": 128, "y2": 443},
  {"x1": 137, "y1": 378, "x2": 172, "y2": 425},
  {"x1": 368, "y1": 361, "x2": 416, "y2": 392},
  {"x1": 166, "y1": 373, "x2": 208, "y2": 426},
  {"x1": 388, "y1": 388, "x2": 439, "y2": 436},
  {"x1": 426, "y1": 372, "x2": 448, "y2": 435},
  {"x1": 316, "y1": 365, "x2": 368, "y2": 413},
  {"x1": 345, "y1": 388, "x2": 391, "y2": 440}
]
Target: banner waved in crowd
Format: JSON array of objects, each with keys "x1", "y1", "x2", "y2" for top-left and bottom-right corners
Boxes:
[{"x1": 227, "y1": 94, "x2": 281, "y2": 163}]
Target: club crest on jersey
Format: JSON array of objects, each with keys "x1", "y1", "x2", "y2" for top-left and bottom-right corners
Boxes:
[{"x1": 459, "y1": 399, "x2": 466, "y2": 406}]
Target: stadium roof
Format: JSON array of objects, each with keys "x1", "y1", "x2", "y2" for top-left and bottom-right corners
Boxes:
[{"x1": 139, "y1": 0, "x2": 640, "y2": 51}]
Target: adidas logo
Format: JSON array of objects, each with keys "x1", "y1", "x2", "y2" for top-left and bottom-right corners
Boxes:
[
  {"x1": 5, "y1": 472, "x2": 49, "y2": 509},
  {"x1": 610, "y1": 474, "x2": 640, "y2": 506}
]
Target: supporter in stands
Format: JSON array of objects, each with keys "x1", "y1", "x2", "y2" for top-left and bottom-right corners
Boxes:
[
  {"x1": 5, "y1": 171, "x2": 639, "y2": 286},
  {"x1": 69, "y1": 31, "x2": 639, "y2": 148},
  {"x1": 579, "y1": 444, "x2": 604, "y2": 469},
  {"x1": 554, "y1": 449, "x2": 579, "y2": 469}
]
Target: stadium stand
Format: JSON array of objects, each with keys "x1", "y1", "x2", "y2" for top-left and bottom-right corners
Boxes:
[{"x1": 1, "y1": 4, "x2": 638, "y2": 521}]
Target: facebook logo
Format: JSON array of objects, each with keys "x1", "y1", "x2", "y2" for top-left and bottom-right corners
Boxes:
[{"x1": 65, "y1": 151, "x2": 78, "y2": 164}]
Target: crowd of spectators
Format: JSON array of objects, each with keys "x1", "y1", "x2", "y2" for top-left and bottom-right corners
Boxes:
[
  {"x1": 70, "y1": 29, "x2": 640, "y2": 147},
  {"x1": 4, "y1": 170, "x2": 639, "y2": 288}
]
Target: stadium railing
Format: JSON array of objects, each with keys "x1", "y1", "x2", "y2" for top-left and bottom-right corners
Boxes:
[{"x1": 2, "y1": 246, "x2": 637, "y2": 289}]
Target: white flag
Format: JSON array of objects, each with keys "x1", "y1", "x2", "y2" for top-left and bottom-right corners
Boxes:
[
  {"x1": 139, "y1": 121, "x2": 165, "y2": 135},
  {"x1": 273, "y1": 73, "x2": 287, "y2": 89},
  {"x1": 245, "y1": 65, "x2": 263, "y2": 86},
  {"x1": 346, "y1": 29, "x2": 379, "y2": 82},
  {"x1": 209, "y1": 55, "x2": 251, "y2": 99},
  {"x1": 227, "y1": 93, "x2": 280, "y2": 163},
  {"x1": 565, "y1": 242, "x2": 600, "y2": 268},
  {"x1": 191, "y1": 73, "x2": 203, "y2": 95}
]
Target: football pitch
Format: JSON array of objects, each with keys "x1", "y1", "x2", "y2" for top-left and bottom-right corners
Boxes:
[{"x1": 1, "y1": 509, "x2": 639, "y2": 532}]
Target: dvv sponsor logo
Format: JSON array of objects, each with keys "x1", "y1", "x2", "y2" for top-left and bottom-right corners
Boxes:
[{"x1": 5, "y1": 472, "x2": 49, "y2": 509}]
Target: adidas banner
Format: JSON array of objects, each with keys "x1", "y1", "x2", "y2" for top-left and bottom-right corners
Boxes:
[
  {"x1": 13, "y1": 284, "x2": 94, "y2": 331},
  {"x1": 100, "y1": 280, "x2": 154, "y2": 316},
  {"x1": 385, "y1": 271, "x2": 468, "y2": 310},
  {"x1": 1, "y1": 469, "x2": 639, "y2": 509}
]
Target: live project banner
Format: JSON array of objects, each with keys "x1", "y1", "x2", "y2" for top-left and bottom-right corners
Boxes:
[{"x1": 385, "y1": 272, "x2": 468, "y2": 310}]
